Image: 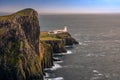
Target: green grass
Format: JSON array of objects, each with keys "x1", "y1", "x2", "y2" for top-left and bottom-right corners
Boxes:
[
  {"x1": 0, "y1": 8, "x2": 35, "y2": 21},
  {"x1": 40, "y1": 31, "x2": 61, "y2": 41},
  {"x1": 40, "y1": 37, "x2": 61, "y2": 41},
  {"x1": 0, "y1": 28, "x2": 5, "y2": 36},
  {"x1": 56, "y1": 32, "x2": 70, "y2": 38},
  {"x1": 40, "y1": 32, "x2": 70, "y2": 41},
  {"x1": 40, "y1": 32, "x2": 55, "y2": 37},
  {"x1": 13, "y1": 8, "x2": 35, "y2": 16}
]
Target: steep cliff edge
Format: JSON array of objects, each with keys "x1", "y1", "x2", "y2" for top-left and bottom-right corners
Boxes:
[
  {"x1": 40, "y1": 42, "x2": 53, "y2": 68},
  {"x1": 41, "y1": 40, "x2": 66, "y2": 53},
  {"x1": 40, "y1": 32, "x2": 78, "y2": 54},
  {"x1": 40, "y1": 32, "x2": 67, "y2": 53},
  {"x1": 55, "y1": 32, "x2": 79, "y2": 45},
  {"x1": 0, "y1": 8, "x2": 43, "y2": 80}
]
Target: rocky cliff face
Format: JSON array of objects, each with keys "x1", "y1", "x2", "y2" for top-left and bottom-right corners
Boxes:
[
  {"x1": 55, "y1": 32, "x2": 79, "y2": 45},
  {"x1": 0, "y1": 8, "x2": 43, "y2": 80},
  {"x1": 40, "y1": 42, "x2": 53, "y2": 68},
  {"x1": 40, "y1": 32, "x2": 78, "y2": 54},
  {"x1": 41, "y1": 40, "x2": 67, "y2": 53}
]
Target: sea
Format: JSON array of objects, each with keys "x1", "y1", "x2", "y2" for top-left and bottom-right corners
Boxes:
[{"x1": 40, "y1": 14, "x2": 120, "y2": 80}]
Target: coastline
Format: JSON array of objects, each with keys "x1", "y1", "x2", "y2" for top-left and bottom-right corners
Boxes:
[{"x1": 0, "y1": 8, "x2": 78, "y2": 80}]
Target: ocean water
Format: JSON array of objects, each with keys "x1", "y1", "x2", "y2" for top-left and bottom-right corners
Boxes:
[
  {"x1": 40, "y1": 14, "x2": 120, "y2": 80},
  {"x1": 0, "y1": 12, "x2": 11, "y2": 16}
]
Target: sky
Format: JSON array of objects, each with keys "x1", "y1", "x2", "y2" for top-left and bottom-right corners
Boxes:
[{"x1": 1, "y1": 0, "x2": 120, "y2": 14}]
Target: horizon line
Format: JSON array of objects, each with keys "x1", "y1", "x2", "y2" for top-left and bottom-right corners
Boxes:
[
  {"x1": 40, "y1": 12, "x2": 120, "y2": 15},
  {"x1": 1, "y1": 11, "x2": 120, "y2": 16}
]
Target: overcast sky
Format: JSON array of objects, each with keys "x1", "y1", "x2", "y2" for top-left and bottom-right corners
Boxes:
[{"x1": 1, "y1": 0, "x2": 120, "y2": 14}]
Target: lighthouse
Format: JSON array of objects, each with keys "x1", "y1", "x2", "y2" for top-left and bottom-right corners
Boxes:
[
  {"x1": 48, "y1": 26, "x2": 68, "y2": 34},
  {"x1": 64, "y1": 26, "x2": 67, "y2": 32}
]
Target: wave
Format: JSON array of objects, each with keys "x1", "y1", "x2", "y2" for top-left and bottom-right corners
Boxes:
[
  {"x1": 51, "y1": 63, "x2": 62, "y2": 70},
  {"x1": 86, "y1": 53, "x2": 106, "y2": 57},
  {"x1": 44, "y1": 73, "x2": 49, "y2": 78},
  {"x1": 67, "y1": 50, "x2": 72, "y2": 54},
  {"x1": 58, "y1": 50, "x2": 72, "y2": 55},
  {"x1": 54, "y1": 60, "x2": 63, "y2": 64},
  {"x1": 79, "y1": 42, "x2": 88, "y2": 45},
  {"x1": 90, "y1": 69, "x2": 104, "y2": 80},
  {"x1": 44, "y1": 72, "x2": 64, "y2": 80},
  {"x1": 44, "y1": 63, "x2": 62, "y2": 71},
  {"x1": 44, "y1": 77, "x2": 64, "y2": 80},
  {"x1": 53, "y1": 50, "x2": 72, "y2": 56},
  {"x1": 65, "y1": 45, "x2": 73, "y2": 48}
]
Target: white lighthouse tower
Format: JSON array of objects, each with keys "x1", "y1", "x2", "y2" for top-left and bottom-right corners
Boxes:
[{"x1": 64, "y1": 26, "x2": 67, "y2": 32}]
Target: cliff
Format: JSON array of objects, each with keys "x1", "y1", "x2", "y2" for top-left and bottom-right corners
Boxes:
[
  {"x1": 0, "y1": 8, "x2": 43, "y2": 80},
  {"x1": 41, "y1": 40, "x2": 67, "y2": 53},
  {"x1": 40, "y1": 42, "x2": 53, "y2": 68},
  {"x1": 55, "y1": 32, "x2": 79, "y2": 45},
  {"x1": 40, "y1": 32, "x2": 67, "y2": 53},
  {"x1": 40, "y1": 31, "x2": 78, "y2": 54}
]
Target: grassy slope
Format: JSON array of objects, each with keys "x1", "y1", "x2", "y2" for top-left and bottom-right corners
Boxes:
[{"x1": 0, "y1": 8, "x2": 34, "y2": 21}]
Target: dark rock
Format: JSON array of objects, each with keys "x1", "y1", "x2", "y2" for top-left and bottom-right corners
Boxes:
[
  {"x1": 41, "y1": 40, "x2": 67, "y2": 53},
  {"x1": 55, "y1": 32, "x2": 79, "y2": 46}
]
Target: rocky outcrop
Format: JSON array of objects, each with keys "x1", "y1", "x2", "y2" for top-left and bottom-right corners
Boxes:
[
  {"x1": 40, "y1": 42, "x2": 53, "y2": 68},
  {"x1": 0, "y1": 8, "x2": 43, "y2": 80},
  {"x1": 55, "y1": 32, "x2": 79, "y2": 45},
  {"x1": 40, "y1": 32, "x2": 78, "y2": 54},
  {"x1": 41, "y1": 40, "x2": 67, "y2": 53}
]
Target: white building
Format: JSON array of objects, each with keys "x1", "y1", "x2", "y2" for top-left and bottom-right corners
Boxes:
[{"x1": 48, "y1": 26, "x2": 68, "y2": 34}]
